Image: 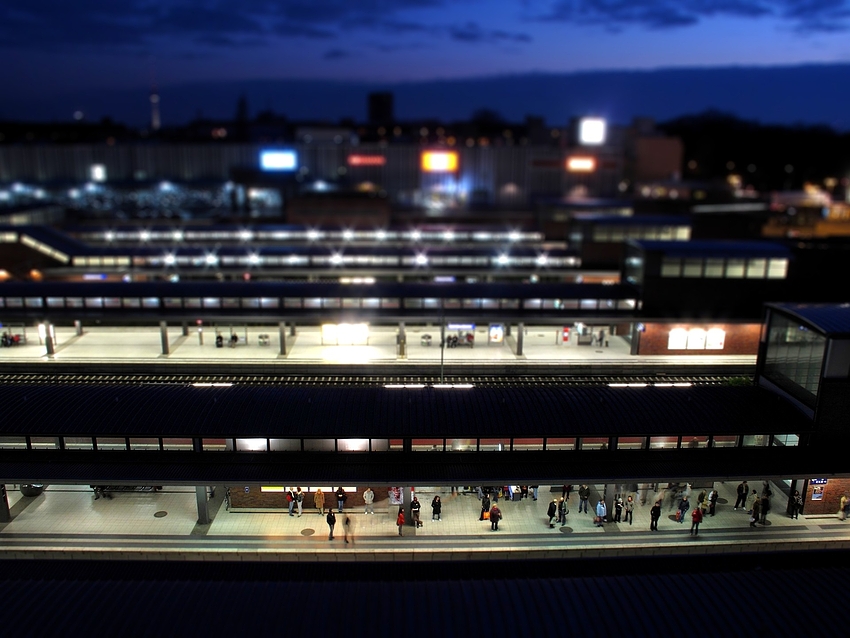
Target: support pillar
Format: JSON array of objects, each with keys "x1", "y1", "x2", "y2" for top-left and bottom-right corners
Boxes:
[
  {"x1": 181, "y1": 321, "x2": 189, "y2": 336},
  {"x1": 0, "y1": 484, "x2": 10, "y2": 523},
  {"x1": 505, "y1": 324, "x2": 511, "y2": 337},
  {"x1": 45, "y1": 324, "x2": 55, "y2": 357},
  {"x1": 159, "y1": 321, "x2": 170, "y2": 356},
  {"x1": 195, "y1": 485, "x2": 210, "y2": 525},
  {"x1": 290, "y1": 322, "x2": 296, "y2": 337},
  {"x1": 279, "y1": 322, "x2": 287, "y2": 355},
  {"x1": 516, "y1": 322, "x2": 524, "y2": 356},
  {"x1": 74, "y1": 320, "x2": 83, "y2": 336}
]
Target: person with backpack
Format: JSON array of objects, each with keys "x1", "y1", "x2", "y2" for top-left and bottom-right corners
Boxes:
[{"x1": 295, "y1": 487, "x2": 304, "y2": 517}]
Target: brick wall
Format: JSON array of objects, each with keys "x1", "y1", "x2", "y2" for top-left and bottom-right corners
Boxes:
[
  {"x1": 229, "y1": 486, "x2": 390, "y2": 510},
  {"x1": 637, "y1": 323, "x2": 760, "y2": 356},
  {"x1": 805, "y1": 478, "x2": 850, "y2": 516}
]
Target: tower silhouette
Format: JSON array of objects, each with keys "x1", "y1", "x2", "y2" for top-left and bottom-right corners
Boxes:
[{"x1": 150, "y1": 85, "x2": 161, "y2": 131}]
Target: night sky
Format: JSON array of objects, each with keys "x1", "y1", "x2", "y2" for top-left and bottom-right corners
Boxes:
[{"x1": 2, "y1": 1, "x2": 850, "y2": 126}]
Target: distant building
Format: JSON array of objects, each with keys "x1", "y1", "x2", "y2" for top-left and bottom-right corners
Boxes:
[{"x1": 368, "y1": 92, "x2": 394, "y2": 125}]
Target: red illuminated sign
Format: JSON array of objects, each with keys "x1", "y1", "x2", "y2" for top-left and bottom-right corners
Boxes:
[{"x1": 348, "y1": 155, "x2": 387, "y2": 166}]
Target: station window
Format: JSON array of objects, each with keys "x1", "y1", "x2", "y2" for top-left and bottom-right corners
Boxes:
[
  {"x1": 767, "y1": 258, "x2": 788, "y2": 279},
  {"x1": 184, "y1": 298, "x2": 201, "y2": 308},
  {"x1": 580, "y1": 299, "x2": 598, "y2": 310},
  {"x1": 203, "y1": 297, "x2": 221, "y2": 308},
  {"x1": 479, "y1": 438, "x2": 510, "y2": 452},
  {"x1": 129, "y1": 438, "x2": 160, "y2": 451},
  {"x1": 661, "y1": 258, "x2": 681, "y2": 277},
  {"x1": 712, "y1": 435, "x2": 739, "y2": 448},
  {"x1": 579, "y1": 437, "x2": 609, "y2": 450},
  {"x1": 63, "y1": 437, "x2": 93, "y2": 450},
  {"x1": 65, "y1": 297, "x2": 83, "y2": 308},
  {"x1": 422, "y1": 298, "x2": 439, "y2": 309},
  {"x1": 241, "y1": 298, "x2": 260, "y2": 309},
  {"x1": 501, "y1": 299, "x2": 520, "y2": 309},
  {"x1": 303, "y1": 298, "x2": 321, "y2": 309},
  {"x1": 162, "y1": 438, "x2": 192, "y2": 450},
  {"x1": 683, "y1": 436, "x2": 709, "y2": 449},
  {"x1": 389, "y1": 439, "x2": 404, "y2": 451},
  {"x1": 772, "y1": 434, "x2": 799, "y2": 447},
  {"x1": 617, "y1": 436, "x2": 646, "y2": 450},
  {"x1": 649, "y1": 436, "x2": 678, "y2": 450},
  {"x1": 704, "y1": 258, "x2": 724, "y2": 278},
  {"x1": 412, "y1": 438, "x2": 444, "y2": 452},
  {"x1": 284, "y1": 298, "x2": 302, "y2": 309},
  {"x1": 47, "y1": 297, "x2": 64, "y2": 308},
  {"x1": 203, "y1": 438, "x2": 230, "y2": 452},
  {"x1": 342, "y1": 298, "x2": 360, "y2": 308},
  {"x1": 85, "y1": 297, "x2": 104, "y2": 308},
  {"x1": 24, "y1": 297, "x2": 43, "y2": 308},
  {"x1": 142, "y1": 297, "x2": 160, "y2": 308},
  {"x1": 361, "y1": 298, "x2": 379, "y2": 309},
  {"x1": 481, "y1": 299, "x2": 499, "y2": 309},
  {"x1": 323, "y1": 298, "x2": 341, "y2": 309},
  {"x1": 725, "y1": 259, "x2": 745, "y2": 278},
  {"x1": 546, "y1": 437, "x2": 576, "y2": 450},
  {"x1": 269, "y1": 438, "x2": 300, "y2": 452},
  {"x1": 381, "y1": 298, "x2": 400, "y2": 309},
  {"x1": 30, "y1": 436, "x2": 59, "y2": 450},
  {"x1": 370, "y1": 439, "x2": 390, "y2": 452},
  {"x1": 303, "y1": 439, "x2": 335, "y2": 452},
  {"x1": 742, "y1": 434, "x2": 768, "y2": 447},
  {"x1": 444, "y1": 298, "x2": 461, "y2": 309},
  {"x1": 0, "y1": 436, "x2": 27, "y2": 449},
  {"x1": 5, "y1": 297, "x2": 23, "y2": 307},
  {"x1": 404, "y1": 299, "x2": 423, "y2": 309},
  {"x1": 236, "y1": 438, "x2": 267, "y2": 452},
  {"x1": 122, "y1": 298, "x2": 141, "y2": 308},
  {"x1": 746, "y1": 258, "x2": 766, "y2": 279},
  {"x1": 338, "y1": 438, "x2": 370, "y2": 452},
  {"x1": 463, "y1": 299, "x2": 481, "y2": 309},
  {"x1": 446, "y1": 438, "x2": 474, "y2": 452},
  {"x1": 682, "y1": 259, "x2": 703, "y2": 278},
  {"x1": 104, "y1": 297, "x2": 121, "y2": 308},
  {"x1": 524, "y1": 299, "x2": 542, "y2": 309},
  {"x1": 95, "y1": 437, "x2": 126, "y2": 450},
  {"x1": 512, "y1": 438, "x2": 544, "y2": 451},
  {"x1": 222, "y1": 298, "x2": 239, "y2": 309}
]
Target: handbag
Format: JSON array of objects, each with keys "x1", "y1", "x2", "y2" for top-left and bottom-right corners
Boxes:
[
  {"x1": 749, "y1": 516, "x2": 755, "y2": 523},
  {"x1": 483, "y1": 510, "x2": 490, "y2": 520}
]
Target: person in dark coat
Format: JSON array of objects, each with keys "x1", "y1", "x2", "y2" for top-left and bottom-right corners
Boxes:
[
  {"x1": 734, "y1": 481, "x2": 748, "y2": 510},
  {"x1": 490, "y1": 505, "x2": 502, "y2": 531},
  {"x1": 326, "y1": 510, "x2": 336, "y2": 540},
  {"x1": 677, "y1": 496, "x2": 690, "y2": 523},
  {"x1": 708, "y1": 489, "x2": 719, "y2": 516},
  {"x1": 431, "y1": 495, "x2": 442, "y2": 521},
  {"x1": 750, "y1": 499, "x2": 761, "y2": 528},
  {"x1": 650, "y1": 501, "x2": 661, "y2": 531},
  {"x1": 547, "y1": 499, "x2": 558, "y2": 528},
  {"x1": 480, "y1": 494, "x2": 491, "y2": 521},
  {"x1": 791, "y1": 490, "x2": 803, "y2": 519},
  {"x1": 558, "y1": 498, "x2": 567, "y2": 525}
]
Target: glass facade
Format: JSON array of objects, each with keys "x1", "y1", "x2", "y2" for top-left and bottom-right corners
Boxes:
[{"x1": 763, "y1": 314, "x2": 827, "y2": 408}]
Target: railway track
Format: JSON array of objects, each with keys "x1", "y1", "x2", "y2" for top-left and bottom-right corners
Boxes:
[{"x1": 0, "y1": 373, "x2": 747, "y2": 386}]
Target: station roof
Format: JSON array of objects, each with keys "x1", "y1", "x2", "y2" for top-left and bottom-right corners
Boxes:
[
  {"x1": 767, "y1": 303, "x2": 850, "y2": 338},
  {"x1": 628, "y1": 239, "x2": 791, "y2": 259},
  {"x1": 571, "y1": 213, "x2": 689, "y2": 225},
  {"x1": 0, "y1": 383, "x2": 810, "y2": 438}
]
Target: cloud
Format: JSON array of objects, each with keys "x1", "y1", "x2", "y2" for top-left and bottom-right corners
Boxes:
[
  {"x1": 541, "y1": 0, "x2": 850, "y2": 32},
  {"x1": 323, "y1": 48, "x2": 351, "y2": 60},
  {"x1": 450, "y1": 22, "x2": 533, "y2": 43}
]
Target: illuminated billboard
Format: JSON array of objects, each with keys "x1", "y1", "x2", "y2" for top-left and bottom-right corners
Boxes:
[
  {"x1": 421, "y1": 151, "x2": 458, "y2": 173},
  {"x1": 260, "y1": 150, "x2": 298, "y2": 171},
  {"x1": 566, "y1": 156, "x2": 596, "y2": 172},
  {"x1": 578, "y1": 118, "x2": 606, "y2": 145},
  {"x1": 348, "y1": 155, "x2": 387, "y2": 167}
]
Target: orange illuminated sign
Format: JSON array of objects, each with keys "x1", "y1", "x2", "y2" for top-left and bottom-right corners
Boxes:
[
  {"x1": 566, "y1": 156, "x2": 596, "y2": 172},
  {"x1": 348, "y1": 155, "x2": 387, "y2": 166},
  {"x1": 421, "y1": 151, "x2": 458, "y2": 172}
]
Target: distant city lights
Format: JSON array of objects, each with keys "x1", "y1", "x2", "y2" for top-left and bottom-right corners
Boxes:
[
  {"x1": 421, "y1": 151, "x2": 458, "y2": 172},
  {"x1": 348, "y1": 155, "x2": 386, "y2": 166},
  {"x1": 260, "y1": 150, "x2": 298, "y2": 171},
  {"x1": 567, "y1": 156, "x2": 596, "y2": 172},
  {"x1": 578, "y1": 118, "x2": 606, "y2": 145},
  {"x1": 90, "y1": 164, "x2": 106, "y2": 183}
]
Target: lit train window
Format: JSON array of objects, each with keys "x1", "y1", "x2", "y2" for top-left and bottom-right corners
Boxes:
[
  {"x1": 5, "y1": 297, "x2": 23, "y2": 307},
  {"x1": 342, "y1": 298, "x2": 359, "y2": 308},
  {"x1": 361, "y1": 298, "x2": 379, "y2": 309},
  {"x1": 0, "y1": 436, "x2": 27, "y2": 449},
  {"x1": 412, "y1": 439, "x2": 444, "y2": 452},
  {"x1": 304, "y1": 298, "x2": 321, "y2": 309},
  {"x1": 222, "y1": 298, "x2": 239, "y2": 309},
  {"x1": 284, "y1": 298, "x2": 302, "y2": 308},
  {"x1": 481, "y1": 299, "x2": 498, "y2": 309},
  {"x1": 241, "y1": 298, "x2": 260, "y2": 308},
  {"x1": 649, "y1": 436, "x2": 678, "y2": 450},
  {"x1": 24, "y1": 297, "x2": 43, "y2": 308},
  {"x1": 712, "y1": 435, "x2": 738, "y2": 448},
  {"x1": 47, "y1": 297, "x2": 64, "y2": 308},
  {"x1": 513, "y1": 438, "x2": 543, "y2": 451},
  {"x1": 270, "y1": 439, "x2": 301, "y2": 452},
  {"x1": 381, "y1": 298, "x2": 400, "y2": 308},
  {"x1": 423, "y1": 298, "x2": 439, "y2": 309},
  {"x1": 142, "y1": 297, "x2": 160, "y2": 308},
  {"x1": 322, "y1": 298, "x2": 341, "y2": 309},
  {"x1": 524, "y1": 299, "x2": 541, "y2": 309},
  {"x1": 96, "y1": 438, "x2": 127, "y2": 451},
  {"x1": 546, "y1": 438, "x2": 575, "y2": 450},
  {"x1": 162, "y1": 438, "x2": 192, "y2": 450},
  {"x1": 130, "y1": 438, "x2": 160, "y2": 451},
  {"x1": 404, "y1": 299, "x2": 423, "y2": 309},
  {"x1": 63, "y1": 437, "x2": 93, "y2": 450},
  {"x1": 579, "y1": 437, "x2": 608, "y2": 450},
  {"x1": 617, "y1": 437, "x2": 646, "y2": 450},
  {"x1": 260, "y1": 298, "x2": 279, "y2": 308},
  {"x1": 65, "y1": 297, "x2": 83, "y2": 308},
  {"x1": 203, "y1": 298, "x2": 221, "y2": 308},
  {"x1": 304, "y1": 439, "x2": 335, "y2": 452},
  {"x1": 463, "y1": 299, "x2": 480, "y2": 309},
  {"x1": 85, "y1": 298, "x2": 103, "y2": 308},
  {"x1": 580, "y1": 299, "x2": 598, "y2": 310},
  {"x1": 500, "y1": 299, "x2": 519, "y2": 309},
  {"x1": 184, "y1": 298, "x2": 201, "y2": 308},
  {"x1": 122, "y1": 298, "x2": 140, "y2": 308},
  {"x1": 104, "y1": 298, "x2": 121, "y2": 308},
  {"x1": 30, "y1": 437, "x2": 59, "y2": 450}
]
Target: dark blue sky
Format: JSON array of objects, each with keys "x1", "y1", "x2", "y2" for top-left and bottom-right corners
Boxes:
[{"x1": 3, "y1": 1, "x2": 850, "y2": 125}]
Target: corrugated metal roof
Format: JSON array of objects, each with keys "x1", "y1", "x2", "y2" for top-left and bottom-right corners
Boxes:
[
  {"x1": 768, "y1": 302, "x2": 850, "y2": 337},
  {"x1": 0, "y1": 384, "x2": 810, "y2": 438}
]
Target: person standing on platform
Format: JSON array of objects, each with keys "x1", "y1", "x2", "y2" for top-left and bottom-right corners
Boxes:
[
  {"x1": 431, "y1": 495, "x2": 442, "y2": 521},
  {"x1": 677, "y1": 496, "x2": 690, "y2": 524},
  {"x1": 411, "y1": 496, "x2": 422, "y2": 528},
  {"x1": 708, "y1": 489, "x2": 718, "y2": 517},
  {"x1": 595, "y1": 499, "x2": 607, "y2": 526},
  {"x1": 578, "y1": 485, "x2": 590, "y2": 514},
  {"x1": 396, "y1": 508, "x2": 405, "y2": 536},
  {"x1": 614, "y1": 496, "x2": 623, "y2": 523},
  {"x1": 520, "y1": 486, "x2": 529, "y2": 500},
  {"x1": 287, "y1": 488, "x2": 296, "y2": 517},
  {"x1": 791, "y1": 490, "x2": 803, "y2": 519},
  {"x1": 760, "y1": 493, "x2": 771, "y2": 525},
  {"x1": 314, "y1": 488, "x2": 325, "y2": 516},
  {"x1": 558, "y1": 498, "x2": 567, "y2": 525},
  {"x1": 364, "y1": 487, "x2": 375, "y2": 515},
  {"x1": 734, "y1": 481, "x2": 748, "y2": 510},
  {"x1": 480, "y1": 494, "x2": 491, "y2": 521},
  {"x1": 748, "y1": 489, "x2": 759, "y2": 515},
  {"x1": 650, "y1": 501, "x2": 661, "y2": 531},
  {"x1": 295, "y1": 487, "x2": 304, "y2": 517},
  {"x1": 690, "y1": 505, "x2": 703, "y2": 536},
  {"x1": 750, "y1": 499, "x2": 761, "y2": 528},
  {"x1": 326, "y1": 510, "x2": 336, "y2": 540},
  {"x1": 531, "y1": 485, "x2": 539, "y2": 501},
  {"x1": 336, "y1": 487, "x2": 346, "y2": 513},
  {"x1": 343, "y1": 515, "x2": 351, "y2": 544},
  {"x1": 548, "y1": 499, "x2": 558, "y2": 528},
  {"x1": 490, "y1": 504, "x2": 502, "y2": 531},
  {"x1": 624, "y1": 495, "x2": 635, "y2": 525}
]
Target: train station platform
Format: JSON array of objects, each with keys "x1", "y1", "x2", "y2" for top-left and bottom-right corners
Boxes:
[
  {"x1": 0, "y1": 324, "x2": 756, "y2": 375},
  {"x1": 2, "y1": 481, "x2": 846, "y2": 562}
]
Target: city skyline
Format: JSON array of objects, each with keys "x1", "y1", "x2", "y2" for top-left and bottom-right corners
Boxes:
[{"x1": 3, "y1": 1, "x2": 850, "y2": 126}]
